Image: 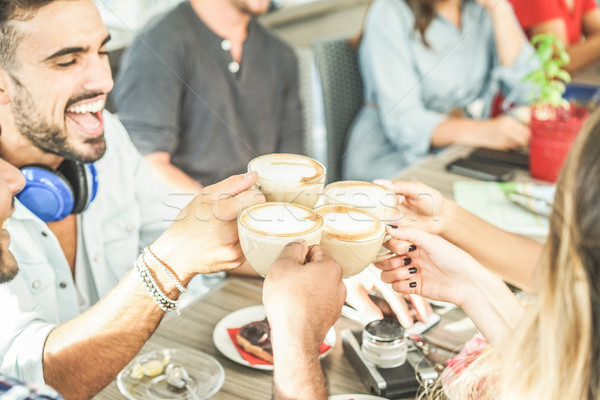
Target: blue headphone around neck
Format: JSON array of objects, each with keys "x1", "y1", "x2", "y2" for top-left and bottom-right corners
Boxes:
[{"x1": 16, "y1": 160, "x2": 99, "y2": 223}]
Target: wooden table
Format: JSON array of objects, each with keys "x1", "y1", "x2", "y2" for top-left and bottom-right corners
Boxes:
[
  {"x1": 97, "y1": 146, "x2": 488, "y2": 400},
  {"x1": 96, "y1": 276, "x2": 473, "y2": 400},
  {"x1": 96, "y1": 276, "x2": 372, "y2": 399}
]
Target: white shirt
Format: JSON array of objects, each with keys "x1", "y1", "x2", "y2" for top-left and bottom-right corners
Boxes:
[{"x1": 0, "y1": 112, "x2": 183, "y2": 383}]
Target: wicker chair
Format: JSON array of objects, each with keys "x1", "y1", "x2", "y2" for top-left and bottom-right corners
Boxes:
[{"x1": 313, "y1": 36, "x2": 364, "y2": 183}]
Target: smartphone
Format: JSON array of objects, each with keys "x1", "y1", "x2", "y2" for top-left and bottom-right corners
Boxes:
[
  {"x1": 468, "y1": 147, "x2": 529, "y2": 169},
  {"x1": 446, "y1": 157, "x2": 516, "y2": 181}
]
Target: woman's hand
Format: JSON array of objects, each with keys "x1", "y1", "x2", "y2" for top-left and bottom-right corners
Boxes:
[
  {"x1": 375, "y1": 226, "x2": 490, "y2": 308},
  {"x1": 480, "y1": 116, "x2": 530, "y2": 150},
  {"x1": 374, "y1": 180, "x2": 450, "y2": 235}
]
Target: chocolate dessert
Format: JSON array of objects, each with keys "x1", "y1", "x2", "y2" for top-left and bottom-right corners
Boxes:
[{"x1": 236, "y1": 318, "x2": 273, "y2": 364}]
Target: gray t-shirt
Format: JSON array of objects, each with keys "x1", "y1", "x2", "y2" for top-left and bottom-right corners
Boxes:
[{"x1": 113, "y1": 1, "x2": 304, "y2": 185}]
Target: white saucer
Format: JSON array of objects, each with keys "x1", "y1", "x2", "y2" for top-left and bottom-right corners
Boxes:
[
  {"x1": 213, "y1": 305, "x2": 336, "y2": 370},
  {"x1": 117, "y1": 348, "x2": 224, "y2": 400}
]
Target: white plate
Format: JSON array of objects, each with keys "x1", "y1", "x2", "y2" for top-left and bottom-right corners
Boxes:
[
  {"x1": 329, "y1": 395, "x2": 388, "y2": 400},
  {"x1": 117, "y1": 348, "x2": 224, "y2": 400},
  {"x1": 213, "y1": 305, "x2": 336, "y2": 370}
]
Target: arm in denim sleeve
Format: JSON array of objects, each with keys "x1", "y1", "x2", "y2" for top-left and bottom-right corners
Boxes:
[{"x1": 360, "y1": 0, "x2": 447, "y2": 162}]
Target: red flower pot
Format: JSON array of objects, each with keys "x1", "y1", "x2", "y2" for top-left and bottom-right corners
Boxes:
[{"x1": 529, "y1": 105, "x2": 588, "y2": 182}]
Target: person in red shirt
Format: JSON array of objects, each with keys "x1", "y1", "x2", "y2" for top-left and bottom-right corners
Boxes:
[{"x1": 509, "y1": 0, "x2": 600, "y2": 72}]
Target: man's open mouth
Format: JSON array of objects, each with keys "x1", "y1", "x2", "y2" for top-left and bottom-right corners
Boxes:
[{"x1": 66, "y1": 99, "x2": 105, "y2": 134}]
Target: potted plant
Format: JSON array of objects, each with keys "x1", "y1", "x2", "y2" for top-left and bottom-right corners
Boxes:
[{"x1": 523, "y1": 33, "x2": 589, "y2": 182}]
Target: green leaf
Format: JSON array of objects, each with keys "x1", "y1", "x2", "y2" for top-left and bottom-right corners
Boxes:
[
  {"x1": 527, "y1": 33, "x2": 572, "y2": 107},
  {"x1": 556, "y1": 70, "x2": 571, "y2": 83},
  {"x1": 531, "y1": 33, "x2": 553, "y2": 46},
  {"x1": 559, "y1": 51, "x2": 571, "y2": 65},
  {"x1": 538, "y1": 42, "x2": 553, "y2": 62},
  {"x1": 550, "y1": 80, "x2": 566, "y2": 95},
  {"x1": 547, "y1": 61, "x2": 559, "y2": 77},
  {"x1": 524, "y1": 70, "x2": 545, "y2": 82},
  {"x1": 554, "y1": 39, "x2": 567, "y2": 53},
  {"x1": 548, "y1": 91, "x2": 562, "y2": 106}
]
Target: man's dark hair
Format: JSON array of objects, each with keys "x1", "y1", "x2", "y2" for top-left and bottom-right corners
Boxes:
[{"x1": 0, "y1": 0, "x2": 55, "y2": 69}]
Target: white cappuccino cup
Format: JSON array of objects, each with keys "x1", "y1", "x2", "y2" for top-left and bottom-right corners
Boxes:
[
  {"x1": 238, "y1": 202, "x2": 323, "y2": 276},
  {"x1": 323, "y1": 181, "x2": 397, "y2": 222},
  {"x1": 315, "y1": 204, "x2": 386, "y2": 278},
  {"x1": 248, "y1": 153, "x2": 326, "y2": 208}
]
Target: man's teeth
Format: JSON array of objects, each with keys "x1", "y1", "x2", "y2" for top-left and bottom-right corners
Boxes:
[
  {"x1": 67, "y1": 100, "x2": 104, "y2": 114},
  {"x1": 1, "y1": 220, "x2": 9, "y2": 230}
]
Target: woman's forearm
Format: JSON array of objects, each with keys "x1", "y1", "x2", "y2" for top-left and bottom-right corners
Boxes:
[
  {"x1": 565, "y1": 34, "x2": 600, "y2": 72},
  {"x1": 486, "y1": 0, "x2": 526, "y2": 66},
  {"x1": 441, "y1": 201, "x2": 543, "y2": 290},
  {"x1": 431, "y1": 118, "x2": 485, "y2": 148},
  {"x1": 460, "y1": 269, "x2": 524, "y2": 345}
]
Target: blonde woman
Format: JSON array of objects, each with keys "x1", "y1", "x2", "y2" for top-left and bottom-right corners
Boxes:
[{"x1": 377, "y1": 110, "x2": 600, "y2": 398}]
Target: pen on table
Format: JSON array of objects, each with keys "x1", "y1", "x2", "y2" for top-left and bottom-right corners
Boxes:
[
  {"x1": 506, "y1": 192, "x2": 552, "y2": 217},
  {"x1": 500, "y1": 182, "x2": 555, "y2": 217}
]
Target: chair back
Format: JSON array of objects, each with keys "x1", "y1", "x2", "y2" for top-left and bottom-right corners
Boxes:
[
  {"x1": 296, "y1": 48, "x2": 315, "y2": 158},
  {"x1": 313, "y1": 36, "x2": 364, "y2": 183}
]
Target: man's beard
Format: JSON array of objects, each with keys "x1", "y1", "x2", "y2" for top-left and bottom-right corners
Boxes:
[
  {"x1": 11, "y1": 80, "x2": 106, "y2": 163},
  {"x1": 0, "y1": 247, "x2": 18, "y2": 284}
]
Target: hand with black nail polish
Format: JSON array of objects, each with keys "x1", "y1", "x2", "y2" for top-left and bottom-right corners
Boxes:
[
  {"x1": 377, "y1": 226, "x2": 492, "y2": 308},
  {"x1": 374, "y1": 180, "x2": 448, "y2": 235}
]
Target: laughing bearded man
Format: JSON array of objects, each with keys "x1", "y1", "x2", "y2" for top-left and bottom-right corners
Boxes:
[{"x1": 0, "y1": 1, "x2": 263, "y2": 398}]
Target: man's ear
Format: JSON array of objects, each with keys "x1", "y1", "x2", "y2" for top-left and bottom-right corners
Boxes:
[{"x1": 0, "y1": 71, "x2": 10, "y2": 105}]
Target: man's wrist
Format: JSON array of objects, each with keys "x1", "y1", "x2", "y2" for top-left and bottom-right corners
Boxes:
[
  {"x1": 149, "y1": 235, "x2": 200, "y2": 280},
  {"x1": 140, "y1": 254, "x2": 188, "y2": 301},
  {"x1": 271, "y1": 331, "x2": 327, "y2": 400},
  {"x1": 270, "y1": 322, "x2": 323, "y2": 359}
]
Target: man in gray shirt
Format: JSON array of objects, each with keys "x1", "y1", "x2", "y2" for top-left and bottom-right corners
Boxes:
[{"x1": 113, "y1": 0, "x2": 304, "y2": 190}]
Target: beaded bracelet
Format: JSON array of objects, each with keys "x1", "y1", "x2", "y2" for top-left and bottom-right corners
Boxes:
[
  {"x1": 145, "y1": 247, "x2": 187, "y2": 293},
  {"x1": 135, "y1": 253, "x2": 181, "y2": 315},
  {"x1": 135, "y1": 255, "x2": 177, "y2": 312}
]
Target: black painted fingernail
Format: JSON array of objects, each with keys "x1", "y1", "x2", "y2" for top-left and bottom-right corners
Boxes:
[
  {"x1": 403, "y1": 257, "x2": 412, "y2": 265},
  {"x1": 408, "y1": 267, "x2": 417, "y2": 274},
  {"x1": 408, "y1": 245, "x2": 417, "y2": 252},
  {"x1": 409, "y1": 282, "x2": 417, "y2": 288},
  {"x1": 387, "y1": 224, "x2": 398, "y2": 229}
]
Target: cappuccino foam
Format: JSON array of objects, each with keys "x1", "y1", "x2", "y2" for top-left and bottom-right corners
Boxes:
[
  {"x1": 317, "y1": 205, "x2": 384, "y2": 242},
  {"x1": 256, "y1": 163, "x2": 319, "y2": 183},
  {"x1": 324, "y1": 181, "x2": 397, "y2": 221},
  {"x1": 249, "y1": 153, "x2": 325, "y2": 183},
  {"x1": 238, "y1": 202, "x2": 323, "y2": 276},
  {"x1": 240, "y1": 203, "x2": 322, "y2": 236},
  {"x1": 325, "y1": 181, "x2": 396, "y2": 208},
  {"x1": 315, "y1": 204, "x2": 386, "y2": 278}
]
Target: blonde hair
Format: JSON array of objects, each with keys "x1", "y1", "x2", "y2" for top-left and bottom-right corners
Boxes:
[{"x1": 439, "y1": 109, "x2": 600, "y2": 399}]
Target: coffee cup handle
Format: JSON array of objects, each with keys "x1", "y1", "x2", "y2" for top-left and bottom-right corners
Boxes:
[
  {"x1": 374, "y1": 247, "x2": 395, "y2": 264},
  {"x1": 250, "y1": 182, "x2": 262, "y2": 192}
]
